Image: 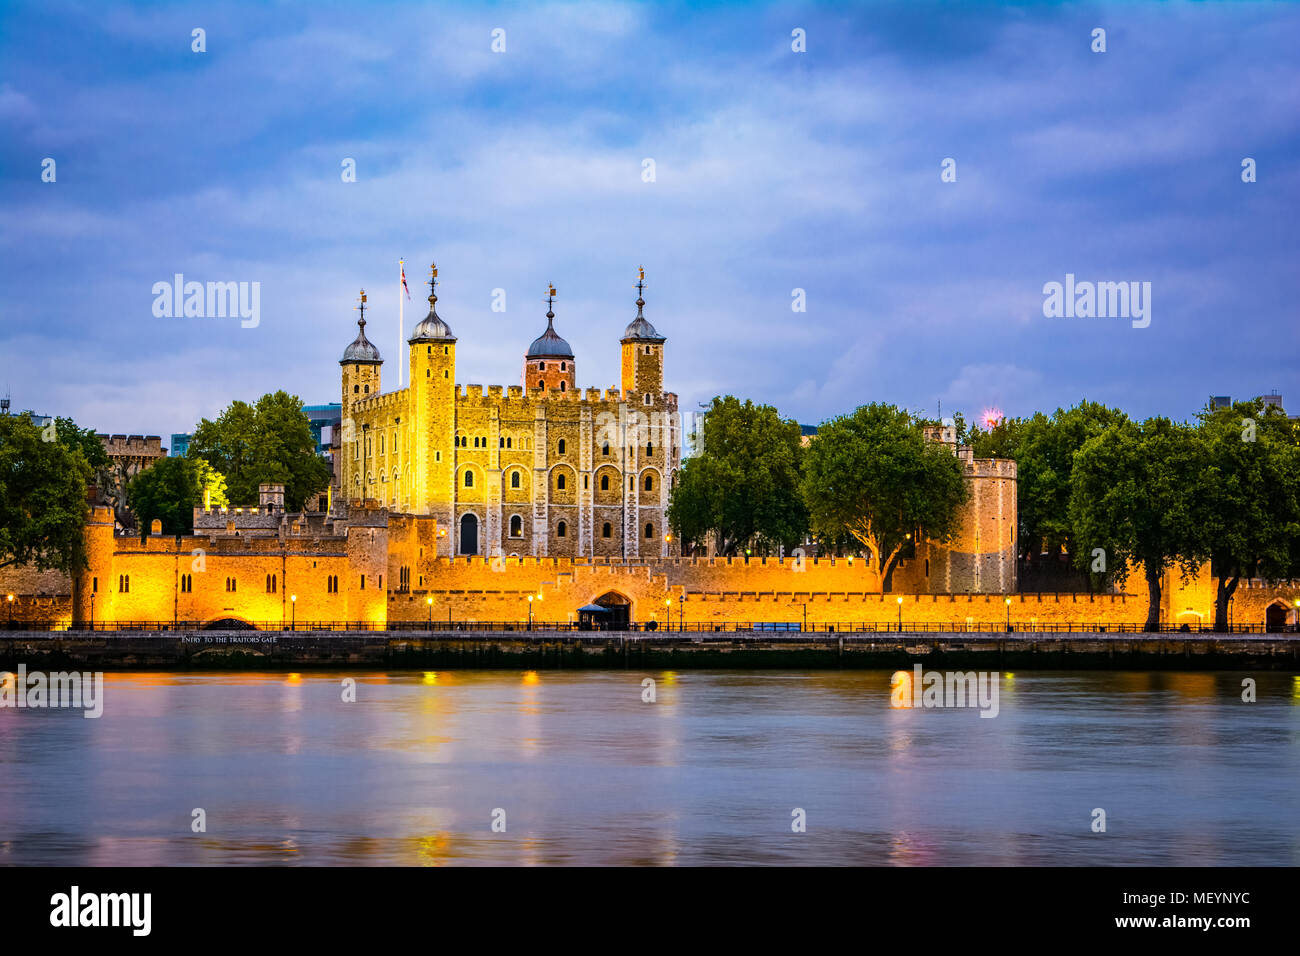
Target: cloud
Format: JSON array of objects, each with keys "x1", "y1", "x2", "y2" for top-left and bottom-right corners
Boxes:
[{"x1": 1, "y1": 0, "x2": 1298, "y2": 436}]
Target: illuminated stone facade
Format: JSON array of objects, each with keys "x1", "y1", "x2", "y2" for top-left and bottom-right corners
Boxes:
[{"x1": 339, "y1": 267, "x2": 681, "y2": 561}]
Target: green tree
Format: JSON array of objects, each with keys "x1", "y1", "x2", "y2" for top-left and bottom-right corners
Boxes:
[
  {"x1": 188, "y1": 391, "x2": 330, "y2": 510},
  {"x1": 988, "y1": 402, "x2": 1129, "y2": 568},
  {"x1": 667, "y1": 396, "x2": 807, "y2": 555},
  {"x1": 801, "y1": 403, "x2": 967, "y2": 591},
  {"x1": 127, "y1": 456, "x2": 229, "y2": 535},
  {"x1": 1194, "y1": 399, "x2": 1300, "y2": 630},
  {"x1": 966, "y1": 415, "x2": 1025, "y2": 461},
  {"x1": 1069, "y1": 417, "x2": 1205, "y2": 631},
  {"x1": 55, "y1": 417, "x2": 110, "y2": 472},
  {"x1": 0, "y1": 413, "x2": 96, "y2": 573}
]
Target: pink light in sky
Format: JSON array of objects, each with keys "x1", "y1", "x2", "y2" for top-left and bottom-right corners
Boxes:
[{"x1": 981, "y1": 407, "x2": 1004, "y2": 429}]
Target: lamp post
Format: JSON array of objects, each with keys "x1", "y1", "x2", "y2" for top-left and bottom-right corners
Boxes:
[
  {"x1": 665, "y1": 598, "x2": 672, "y2": 631},
  {"x1": 528, "y1": 594, "x2": 534, "y2": 631},
  {"x1": 427, "y1": 595, "x2": 433, "y2": 628},
  {"x1": 6, "y1": 593, "x2": 12, "y2": 629},
  {"x1": 90, "y1": 592, "x2": 95, "y2": 631},
  {"x1": 802, "y1": 602, "x2": 807, "y2": 632},
  {"x1": 896, "y1": 596, "x2": 903, "y2": 632},
  {"x1": 1005, "y1": 597, "x2": 1012, "y2": 633},
  {"x1": 679, "y1": 594, "x2": 686, "y2": 631},
  {"x1": 290, "y1": 594, "x2": 297, "y2": 631}
]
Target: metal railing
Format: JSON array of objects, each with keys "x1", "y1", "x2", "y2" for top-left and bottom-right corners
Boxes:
[{"x1": 4, "y1": 619, "x2": 1297, "y2": 635}]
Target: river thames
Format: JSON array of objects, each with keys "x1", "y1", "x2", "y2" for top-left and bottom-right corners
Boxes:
[{"x1": 1, "y1": 670, "x2": 1297, "y2": 865}]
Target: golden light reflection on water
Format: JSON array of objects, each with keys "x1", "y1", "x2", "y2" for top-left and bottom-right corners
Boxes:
[
  {"x1": 416, "y1": 831, "x2": 453, "y2": 865},
  {"x1": 1293, "y1": 676, "x2": 1300, "y2": 701},
  {"x1": 890, "y1": 670, "x2": 912, "y2": 709},
  {"x1": 517, "y1": 672, "x2": 542, "y2": 758}
]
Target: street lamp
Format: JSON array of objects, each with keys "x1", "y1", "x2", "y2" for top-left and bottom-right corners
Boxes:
[
  {"x1": 679, "y1": 594, "x2": 686, "y2": 631},
  {"x1": 896, "y1": 596, "x2": 903, "y2": 632},
  {"x1": 528, "y1": 594, "x2": 534, "y2": 630},
  {"x1": 426, "y1": 595, "x2": 433, "y2": 628},
  {"x1": 90, "y1": 592, "x2": 95, "y2": 631},
  {"x1": 1005, "y1": 597, "x2": 1012, "y2": 633},
  {"x1": 6, "y1": 593, "x2": 12, "y2": 629},
  {"x1": 665, "y1": 598, "x2": 672, "y2": 631},
  {"x1": 290, "y1": 594, "x2": 297, "y2": 630}
]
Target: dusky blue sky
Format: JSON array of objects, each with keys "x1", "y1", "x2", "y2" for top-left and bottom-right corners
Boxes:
[{"x1": 1, "y1": 0, "x2": 1297, "y2": 438}]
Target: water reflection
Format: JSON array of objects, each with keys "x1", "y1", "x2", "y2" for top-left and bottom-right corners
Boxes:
[{"x1": 0, "y1": 670, "x2": 1295, "y2": 865}]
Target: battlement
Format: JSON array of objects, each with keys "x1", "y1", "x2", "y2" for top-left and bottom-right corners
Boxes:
[
  {"x1": 115, "y1": 531, "x2": 348, "y2": 555},
  {"x1": 430, "y1": 555, "x2": 860, "y2": 570},
  {"x1": 450, "y1": 383, "x2": 673, "y2": 415},
  {"x1": 964, "y1": 457, "x2": 1017, "y2": 479},
  {"x1": 351, "y1": 388, "x2": 407, "y2": 414},
  {"x1": 98, "y1": 434, "x2": 165, "y2": 457}
]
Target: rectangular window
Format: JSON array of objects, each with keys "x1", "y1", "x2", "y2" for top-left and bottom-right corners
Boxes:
[
  {"x1": 92, "y1": 577, "x2": 98, "y2": 593},
  {"x1": 361, "y1": 574, "x2": 366, "y2": 590}
]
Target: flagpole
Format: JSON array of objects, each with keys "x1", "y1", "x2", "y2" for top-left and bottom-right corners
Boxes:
[{"x1": 398, "y1": 258, "x2": 404, "y2": 387}]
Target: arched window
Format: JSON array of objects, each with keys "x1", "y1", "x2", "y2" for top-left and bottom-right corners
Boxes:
[
  {"x1": 353, "y1": 384, "x2": 359, "y2": 393},
  {"x1": 557, "y1": 521, "x2": 567, "y2": 537},
  {"x1": 602, "y1": 522, "x2": 612, "y2": 538},
  {"x1": 600, "y1": 474, "x2": 609, "y2": 491},
  {"x1": 556, "y1": 473, "x2": 566, "y2": 490},
  {"x1": 644, "y1": 393, "x2": 651, "y2": 405},
  {"x1": 510, "y1": 515, "x2": 523, "y2": 537},
  {"x1": 644, "y1": 345, "x2": 651, "y2": 354},
  {"x1": 644, "y1": 475, "x2": 654, "y2": 491},
  {"x1": 364, "y1": 385, "x2": 370, "y2": 394},
  {"x1": 464, "y1": 471, "x2": 474, "y2": 488},
  {"x1": 557, "y1": 439, "x2": 566, "y2": 455},
  {"x1": 459, "y1": 513, "x2": 479, "y2": 556},
  {"x1": 602, "y1": 441, "x2": 609, "y2": 455},
  {"x1": 645, "y1": 523, "x2": 654, "y2": 539},
  {"x1": 537, "y1": 379, "x2": 544, "y2": 389},
  {"x1": 539, "y1": 361, "x2": 546, "y2": 370},
  {"x1": 511, "y1": 471, "x2": 521, "y2": 489}
]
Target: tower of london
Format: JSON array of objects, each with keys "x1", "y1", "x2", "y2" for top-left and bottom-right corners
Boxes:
[{"x1": 338, "y1": 265, "x2": 682, "y2": 560}]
